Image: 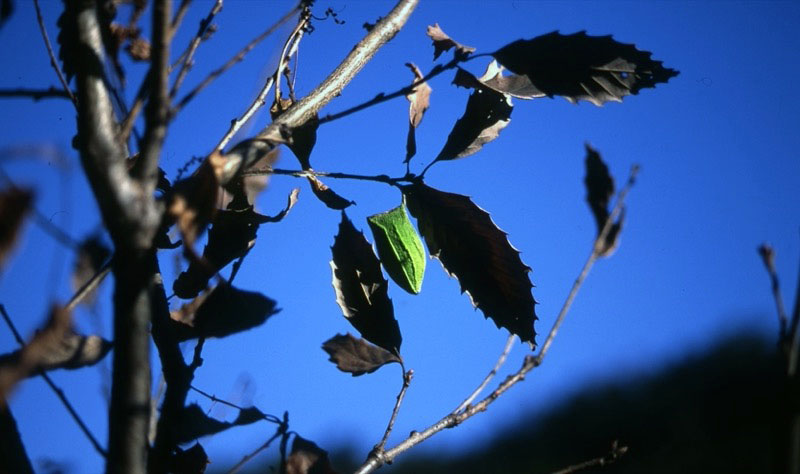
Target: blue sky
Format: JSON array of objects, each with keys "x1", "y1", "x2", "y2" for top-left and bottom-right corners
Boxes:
[{"x1": 1, "y1": 1, "x2": 799, "y2": 472}]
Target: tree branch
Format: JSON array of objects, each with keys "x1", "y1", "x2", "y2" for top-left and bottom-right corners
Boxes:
[
  {"x1": 32, "y1": 0, "x2": 78, "y2": 106},
  {"x1": 453, "y1": 334, "x2": 515, "y2": 415},
  {"x1": 551, "y1": 441, "x2": 628, "y2": 474},
  {"x1": 0, "y1": 87, "x2": 72, "y2": 101},
  {"x1": 215, "y1": 0, "x2": 419, "y2": 186},
  {"x1": 373, "y1": 368, "x2": 413, "y2": 455},
  {"x1": 170, "y1": 0, "x2": 223, "y2": 98}
]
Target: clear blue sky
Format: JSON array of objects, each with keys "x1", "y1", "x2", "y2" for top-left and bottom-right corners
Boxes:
[{"x1": 1, "y1": 1, "x2": 799, "y2": 472}]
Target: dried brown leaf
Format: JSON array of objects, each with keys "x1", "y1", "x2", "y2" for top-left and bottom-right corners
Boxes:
[
  {"x1": 403, "y1": 183, "x2": 537, "y2": 346},
  {"x1": 0, "y1": 307, "x2": 112, "y2": 399},
  {"x1": 170, "y1": 284, "x2": 278, "y2": 342},
  {"x1": 308, "y1": 176, "x2": 354, "y2": 210},
  {"x1": 0, "y1": 187, "x2": 33, "y2": 269},
  {"x1": 168, "y1": 161, "x2": 219, "y2": 248},
  {"x1": 453, "y1": 61, "x2": 542, "y2": 99},
  {"x1": 493, "y1": 31, "x2": 679, "y2": 106},
  {"x1": 435, "y1": 64, "x2": 513, "y2": 162},
  {"x1": 331, "y1": 213, "x2": 401, "y2": 355},
  {"x1": 426, "y1": 23, "x2": 475, "y2": 61},
  {"x1": 175, "y1": 403, "x2": 264, "y2": 444},
  {"x1": 404, "y1": 62, "x2": 432, "y2": 163},
  {"x1": 126, "y1": 37, "x2": 151, "y2": 61},
  {"x1": 272, "y1": 98, "x2": 318, "y2": 170},
  {"x1": 286, "y1": 435, "x2": 339, "y2": 474},
  {"x1": 584, "y1": 144, "x2": 624, "y2": 257},
  {"x1": 322, "y1": 333, "x2": 401, "y2": 377}
]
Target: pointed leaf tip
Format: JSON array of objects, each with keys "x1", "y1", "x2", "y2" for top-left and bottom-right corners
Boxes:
[{"x1": 403, "y1": 183, "x2": 537, "y2": 345}]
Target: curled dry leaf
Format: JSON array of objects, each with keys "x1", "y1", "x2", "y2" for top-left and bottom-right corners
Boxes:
[
  {"x1": 0, "y1": 187, "x2": 33, "y2": 269},
  {"x1": 0, "y1": 307, "x2": 112, "y2": 399},
  {"x1": 168, "y1": 161, "x2": 219, "y2": 248},
  {"x1": 435, "y1": 62, "x2": 513, "y2": 162},
  {"x1": 584, "y1": 144, "x2": 624, "y2": 257},
  {"x1": 403, "y1": 183, "x2": 537, "y2": 346},
  {"x1": 308, "y1": 176, "x2": 354, "y2": 210},
  {"x1": 322, "y1": 333, "x2": 401, "y2": 377},
  {"x1": 331, "y1": 213, "x2": 401, "y2": 355},
  {"x1": 404, "y1": 62, "x2": 432, "y2": 163},
  {"x1": 493, "y1": 31, "x2": 679, "y2": 106},
  {"x1": 170, "y1": 284, "x2": 279, "y2": 341},
  {"x1": 286, "y1": 435, "x2": 339, "y2": 474},
  {"x1": 173, "y1": 188, "x2": 298, "y2": 299},
  {"x1": 126, "y1": 37, "x2": 150, "y2": 61},
  {"x1": 175, "y1": 403, "x2": 266, "y2": 444},
  {"x1": 367, "y1": 202, "x2": 426, "y2": 295},
  {"x1": 426, "y1": 23, "x2": 475, "y2": 61}
]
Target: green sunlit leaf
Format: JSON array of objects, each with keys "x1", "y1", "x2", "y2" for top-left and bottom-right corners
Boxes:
[{"x1": 367, "y1": 202, "x2": 426, "y2": 294}]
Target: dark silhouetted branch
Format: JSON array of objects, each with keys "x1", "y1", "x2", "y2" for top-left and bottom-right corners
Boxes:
[
  {"x1": 551, "y1": 441, "x2": 628, "y2": 474},
  {"x1": 226, "y1": 412, "x2": 289, "y2": 474},
  {"x1": 0, "y1": 87, "x2": 72, "y2": 101},
  {"x1": 170, "y1": 0, "x2": 223, "y2": 98},
  {"x1": 32, "y1": 0, "x2": 77, "y2": 106}
]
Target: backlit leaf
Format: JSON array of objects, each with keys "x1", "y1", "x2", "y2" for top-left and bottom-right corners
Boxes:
[
  {"x1": 308, "y1": 176, "x2": 354, "y2": 210},
  {"x1": 493, "y1": 31, "x2": 679, "y2": 106},
  {"x1": 403, "y1": 183, "x2": 537, "y2": 346},
  {"x1": 435, "y1": 62, "x2": 513, "y2": 162},
  {"x1": 170, "y1": 285, "x2": 279, "y2": 341},
  {"x1": 322, "y1": 333, "x2": 401, "y2": 377},
  {"x1": 175, "y1": 403, "x2": 264, "y2": 444},
  {"x1": 453, "y1": 61, "x2": 541, "y2": 99},
  {"x1": 584, "y1": 144, "x2": 624, "y2": 257},
  {"x1": 367, "y1": 202, "x2": 426, "y2": 294},
  {"x1": 330, "y1": 213, "x2": 401, "y2": 355}
]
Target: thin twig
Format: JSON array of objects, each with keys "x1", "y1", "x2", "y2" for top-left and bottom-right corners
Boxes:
[
  {"x1": 170, "y1": 0, "x2": 223, "y2": 98},
  {"x1": 758, "y1": 244, "x2": 789, "y2": 338},
  {"x1": 65, "y1": 260, "x2": 112, "y2": 312},
  {"x1": 226, "y1": 412, "x2": 289, "y2": 474},
  {"x1": 374, "y1": 368, "x2": 413, "y2": 454},
  {"x1": 32, "y1": 0, "x2": 78, "y2": 106},
  {"x1": 189, "y1": 385, "x2": 282, "y2": 424},
  {"x1": 242, "y1": 166, "x2": 411, "y2": 187},
  {"x1": 170, "y1": 0, "x2": 193, "y2": 35},
  {"x1": 453, "y1": 334, "x2": 516, "y2": 414},
  {"x1": 551, "y1": 441, "x2": 628, "y2": 474},
  {"x1": 0, "y1": 87, "x2": 72, "y2": 101},
  {"x1": 273, "y1": 7, "x2": 309, "y2": 105},
  {"x1": 215, "y1": 76, "x2": 274, "y2": 152},
  {"x1": 252, "y1": 0, "x2": 419, "y2": 149},
  {"x1": 0, "y1": 304, "x2": 107, "y2": 458},
  {"x1": 172, "y1": 4, "x2": 300, "y2": 116},
  {"x1": 353, "y1": 164, "x2": 640, "y2": 474}
]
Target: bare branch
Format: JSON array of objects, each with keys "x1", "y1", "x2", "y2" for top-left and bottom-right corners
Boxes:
[
  {"x1": 170, "y1": 0, "x2": 193, "y2": 35},
  {"x1": 172, "y1": 4, "x2": 300, "y2": 116},
  {"x1": 374, "y1": 368, "x2": 413, "y2": 455},
  {"x1": 32, "y1": 0, "x2": 78, "y2": 106},
  {"x1": 253, "y1": 0, "x2": 419, "y2": 146},
  {"x1": 551, "y1": 441, "x2": 628, "y2": 474},
  {"x1": 0, "y1": 87, "x2": 72, "y2": 101},
  {"x1": 65, "y1": 261, "x2": 112, "y2": 312},
  {"x1": 215, "y1": 77, "x2": 274, "y2": 152},
  {"x1": 170, "y1": 0, "x2": 223, "y2": 98},
  {"x1": 453, "y1": 334, "x2": 515, "y2": 414},
  {"x1": 226, "y1": 412, "x2": 289, "y2": 474},
  {"x1": 134, "y1": 0, "x2": 172, "y2": 201},
  {"x1": 354, "y1": 165, "x2": 639, "y2": 474}
]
